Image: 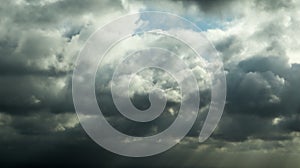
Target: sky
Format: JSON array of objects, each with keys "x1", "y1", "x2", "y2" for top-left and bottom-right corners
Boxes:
[{"x1": 1, "y1": 0, "x2": 300, "y2": 167}]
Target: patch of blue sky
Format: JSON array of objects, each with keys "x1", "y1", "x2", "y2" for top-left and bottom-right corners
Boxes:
[
  {"x1": 134, "y1": 9, "x2": 232, "y2": 34},
  {"x1": 179, "y1": 14, "x2": 233, "y2": 31},
  {"x1": 133, "y1": 12, "x2": 195, "y2": 33}
]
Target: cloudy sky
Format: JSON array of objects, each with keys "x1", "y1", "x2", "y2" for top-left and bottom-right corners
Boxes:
[{"x1": 1, "y1": 0, "x2": 300, "y2": 167}]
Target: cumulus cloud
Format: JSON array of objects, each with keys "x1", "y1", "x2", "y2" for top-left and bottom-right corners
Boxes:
[{"x1": 1, "y1": 0, "x2": 300, "y2": 167}]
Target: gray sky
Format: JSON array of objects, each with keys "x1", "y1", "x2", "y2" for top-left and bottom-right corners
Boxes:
[{"x1": 1, "y1": 0, "x2": 300, "y2": 167}]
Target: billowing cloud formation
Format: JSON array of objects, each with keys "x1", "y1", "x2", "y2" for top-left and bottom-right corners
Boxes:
[{"x1": 1, "y1": 0, "x2": 300, "y2": 168}]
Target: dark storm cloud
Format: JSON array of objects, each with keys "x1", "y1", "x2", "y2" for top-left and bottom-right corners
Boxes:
[
  {"x1": 201, "y1": 0, "x2": 300, "y2": 141},
  {"x1": 255, "y1": 0, "x2": 295, "y2": 10},
  {"x1": 1, "y1": 0, "x2": 123, "y2": 27},
  {"x1": 173, "y1": 0, "x2": 237, "y2": 12},
  {"x1": 0, "y1": 75, "x2": 73, "y2": 114},
  {"x1": 1, "y1": 0, "x2": 300, "y2": 168},
  {"x1": 0, "y1": 0, "x2": 126, "y2": 76},
  {"x1": 0, "y1": 1, "x2": 133, "y2": 167},
  {"x1": 210, "y1": 54, "x2": 300, "y2": 141},
  {"x1": 0, "y1": 0, "x2": 127, "y2": 115},
  {"x1": 93, "y1": 47, "x2": 299, "y2": 142},
  {"x1": 0, "y1": 20, "x2": 69, "y2": 77},
  {"x1": 175, "y1": 0, "x2": 293, "y2": 11}
]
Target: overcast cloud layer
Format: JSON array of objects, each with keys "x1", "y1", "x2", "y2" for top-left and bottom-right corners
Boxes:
[{"x1": 1, "y1": 0, "x2": 300, "y2": 168}]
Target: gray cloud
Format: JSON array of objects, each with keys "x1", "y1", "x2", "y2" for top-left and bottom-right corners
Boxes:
[{"x1": 1, "y1": 0, "x2": 300, "y2": 167}]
